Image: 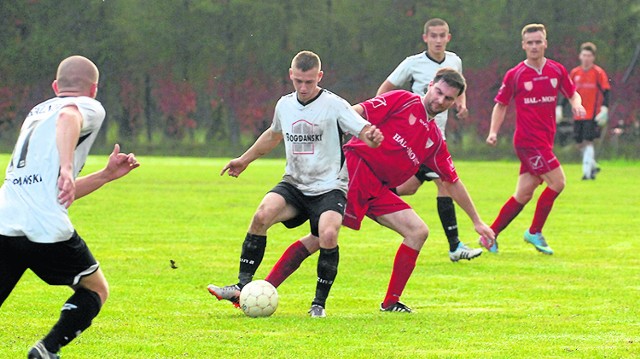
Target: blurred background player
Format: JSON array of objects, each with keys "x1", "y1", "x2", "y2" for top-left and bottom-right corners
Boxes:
[
  {"x1": 480, "y1": 24, "x2": 585, "y2": 255},
  {"x1": 557, "y1": 42, "x2": 611, "y2": 180},
  {"x1": 376, "y1": 18, "x2": 481, "y2": 262},
  {"x1": 0, "y1": 56, "x2": 140, "y2": 359},
  {"x1": 208, "y1": 51, "x2": 382, "y2": 318}
]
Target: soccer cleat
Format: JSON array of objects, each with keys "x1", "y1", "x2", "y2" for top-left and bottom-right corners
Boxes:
[
  {"x1": 523, "y1": 230, "x2": 553, "y2": 255},
  {"x1": 380, "y1": 301, "x2": 412, "y2": 313},
  {"x1": 591, "y1": 166, "x2": 601, "y2": 179},
  {"x1": 449, "y1": 242, "x2": 483, "y2": 262},
  {"x1": 308, "y1": 304, "x2": 327, "y2": 318},
  {"x1": 207, "y1": 284, "x2": 241, "y2": 308},
  {"x1": 28, "y1": 341, "x2": 60, "y2": 359},
  {"x1": 478, "y1": 235, "x2": 498, "y2": 253}
]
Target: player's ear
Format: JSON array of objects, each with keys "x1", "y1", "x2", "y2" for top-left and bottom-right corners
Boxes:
[
  {"x1": 289, "y1": 68, "x2": 293, "y2": 80},
  {"x1": 422, "y1": 33, "x2": 428, "y2": 44},
  {"x1": 89, "y1": 83, "x2": 98, "y2": 98},
  {"x1": 317, "y1": 70, "x2": 323, "y2": 83},
  {"x1": 52, "y1": 80, "x2": 59, "y2": 95}
]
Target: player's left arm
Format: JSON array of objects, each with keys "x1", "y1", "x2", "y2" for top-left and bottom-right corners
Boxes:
[
  {"x1": 56, "y1": 106, "x2": 83, "y2": 208},
  {"x1": 75, "y1": 144, "x2": 140, "y2": 200},
  {"x1": 443, "y1": 179, "x2": 495, "y2": 240}
]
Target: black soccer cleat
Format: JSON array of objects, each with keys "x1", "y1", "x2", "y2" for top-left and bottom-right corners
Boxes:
[{"x1": 380, "y1": 301, "x2": 412, "y2": 313}]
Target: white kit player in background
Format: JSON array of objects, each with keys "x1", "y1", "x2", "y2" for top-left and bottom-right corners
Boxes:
[
  {"x1": 208, "y1": 50, "x2": 383, "y2": 318},
  {"x1": 0, "y1": 55, "x2": 140, "y2": 359},
  {"x1": 376, "y1": 18, "x2": 482, "y2": 262}
]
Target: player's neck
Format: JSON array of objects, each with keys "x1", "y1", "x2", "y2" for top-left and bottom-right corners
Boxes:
[
  {"x1": 525, "y1": 57, "x2": 546, "y2": 71},
  {"x1": 581, "y1": 64, "x2": 594, "y2": 71},
  {"x1": 426, "y1": 50, "x2": 445, "y2": 63}
]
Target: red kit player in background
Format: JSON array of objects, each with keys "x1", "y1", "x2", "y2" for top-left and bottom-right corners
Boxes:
[{"x1": 480, "y1": 24, "x2": 586, "y2": 255}]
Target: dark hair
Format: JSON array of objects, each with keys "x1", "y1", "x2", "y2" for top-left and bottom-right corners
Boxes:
[
  {"x1": 580, "y1": 42, "x2": 597, "y2": 55},
  {"x1": 433, "y1": 67, "x2": 466, "y2": 96},
  {"x1": 291, "y1": 50, "x2": 321, "y2": 72},
  {"x1": 423, "y1": 18, "x2": 449, "y2": 35}
]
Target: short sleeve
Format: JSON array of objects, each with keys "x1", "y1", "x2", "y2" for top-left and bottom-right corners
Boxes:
[
  {"x1": 494, "y1": 71, "x2": 514, "y2": 105},
  {"x1": 386, "y1": 57, "x2": 412, "y2": 87},
  {"x1": 559, "y1": 65, "x2": 576, "y2": 99},
  {"x1": 598, "y1": 67, "x2": 611, "y2": 91},
  {"x1": 335, "y1": 97, "x2": 369, "y2": 136},
  {"x1": 424, "y1": 140, "x2": 459, "y2": 183},
  {"x1": 270, "y1": 100, "x2": 283, "y2": 133}
]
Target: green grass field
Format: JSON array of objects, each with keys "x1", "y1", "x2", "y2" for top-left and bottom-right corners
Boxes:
[{"x1": 0, "y1": 156, "x2": 638, "y2": 358}]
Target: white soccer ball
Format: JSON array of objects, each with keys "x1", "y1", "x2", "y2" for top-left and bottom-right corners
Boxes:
[{"x1": 239, "y1": 280, "x2": 278, "y2": 317}]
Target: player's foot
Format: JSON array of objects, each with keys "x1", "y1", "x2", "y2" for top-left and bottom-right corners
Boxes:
[
  {"x1": 207, "y1": 284, "x2": 241, "y2": 308},
  {"x1": 308, "y1": 304, "x2": 326, "y2": 318},
  {"x1": 478, "y1": 235, "x2": 498, "y2": 253},
  {"x1": 380, "y1": 301, "x2": 412, "y2": 313},
  {"x1": 591, "y1": 166, "x2": 601, "y2": 179},
  {"x1": 449, "y1": 242, "x2": 483, "y2": 262},
  {"x1": 581, "y1": 175, "x2": 591, "y2": 180},
  {"x1": 523, "y1": 230, "x2": 553, "y2": 255},
  {"x1": 28, "y1": 341, "x2": 60, "y2": 359}
]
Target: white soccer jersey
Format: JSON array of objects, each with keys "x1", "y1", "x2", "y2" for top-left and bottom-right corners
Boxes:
[
  {"x1": 386, "y1": 51, "x2": 463, "y2": 136},
  {"x1": 0, "y1": 96, "x2": 105, "y2": 243},
  {"x1": 271, "y1": 89, "x2": 369, "y2": 196}
]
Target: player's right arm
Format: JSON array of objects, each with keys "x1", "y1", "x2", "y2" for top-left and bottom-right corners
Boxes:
[
  {"x1": 221, "y1": 128, "x2": 283, "y2": 178},
  {"x1": 486, "y1": 103, "x2": 507, "y2": 146},
  {"x1": 376, "y1": 80, "x2": 398, "y2": 96},
  {"x1": 56, "y1": 105, "x2": 83, "y2": 208}
]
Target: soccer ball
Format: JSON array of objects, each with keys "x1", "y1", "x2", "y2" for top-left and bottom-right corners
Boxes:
[{"x1": 239, "y1": 280, "x2": 278, "y2": 317}]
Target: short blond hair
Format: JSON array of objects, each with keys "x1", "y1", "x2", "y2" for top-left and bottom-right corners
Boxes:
[
  {"x1": 56, "y1": 55, "x2": 99, "y2": 93},
  {"x1": 291, "y1": 51, "x2": 321, "y2": 72},
  {"x1": 423, "y1": 18, "x2": 449, "y2": 35},
  {"x1": 580, "y1": 42, "x2": 597, "y2": 55},
  {"x1": 521, "y1": 24, "x2": 546, "y2": 39}
]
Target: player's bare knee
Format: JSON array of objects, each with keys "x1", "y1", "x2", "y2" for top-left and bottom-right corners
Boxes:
[{"x1": 250, "y1": 209, "x2": 275, "y2": 232}]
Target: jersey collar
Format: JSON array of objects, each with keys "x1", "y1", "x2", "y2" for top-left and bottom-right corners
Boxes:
[
  {"x1": 297, "y1": 88, "x2": 324, "y2": 106},
  {"x1": 424, "y1": 51, "x2": 446, "y2": 65}
]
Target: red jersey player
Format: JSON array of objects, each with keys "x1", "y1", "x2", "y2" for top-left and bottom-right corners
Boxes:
[
  {"x1": 480, "y1": 24, "x2": 586, "y2": 255},
  {"x1": 343, "y1": 68, "x2": 493, "y2": 312}
]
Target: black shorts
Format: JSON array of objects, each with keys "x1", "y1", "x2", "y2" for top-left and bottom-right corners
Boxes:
[
  {"x1": 414, "y1": 164, "x2": 440, "y2": 183},
  {"x1": 0, "y1": 231, "x2": 99, "y2": 292},
  {"x1": 269, "y1": 182, "x2": 346, "y2": 237},
  {"x1": 574, "y1": 120, "x2": 598, "y2": 143}
]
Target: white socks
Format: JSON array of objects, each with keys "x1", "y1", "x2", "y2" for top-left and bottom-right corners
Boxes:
[{"x1": 582, "y1": 144, "x2": 595, "y2": 178}]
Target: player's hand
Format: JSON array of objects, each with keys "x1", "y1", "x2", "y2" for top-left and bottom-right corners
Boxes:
[
  {"x1": 595, "y1": 106, "x2": 609, "y2": 127},
  {"x1": 474, "y1": 221, "x2": 495, "y2": 241},
  {"x1": 456, "y1": 104, "x2": 469, "y2": 120},
  {"x1": 363, "y1": 125, "x2": 384, "y2": 148},
  {"x1": 104, "y1": 144, "x2": 140, "y2": 181},
  {"x1": 572, "y1": 104, "x2": 586, "y2": 119},
  {"x1": 555, "y1": 105, "x2": 563, "y2": 124},
  {"x1": 221, "y1": 158, "x2": 248, "y2": 178},
  {"x1": 486, "y1": 133, "x2": 498, "y2": 147},
  {"x1": 57, "y1": 167, "x2": 76, "y2": 208}
]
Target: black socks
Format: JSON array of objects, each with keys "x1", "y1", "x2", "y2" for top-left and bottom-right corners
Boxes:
[
  {"x1": 312, "y1": 246, "x2": 339, "y2": 308},
  {"x1": 437, "y1": 197, "x2": 460, "y2": 252},
  {"x1": 238, "y1": 233, "x2": 267, "y2": 287}
]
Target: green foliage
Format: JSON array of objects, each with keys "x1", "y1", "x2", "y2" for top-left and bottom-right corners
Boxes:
[{"x1": 0, "y1": 156, "x2": 638, "y2": 358}]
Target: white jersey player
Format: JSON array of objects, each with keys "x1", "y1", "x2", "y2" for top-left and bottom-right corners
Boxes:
[
  {"x1": 208, "y1": 50, "x2": 383, "y2": 318},
  {"x1": 376, "y1": 18, "x2": 483, "y2": 263},
  {"x1": 0, "y1": 56, "x2": 140, "y2": 359}
]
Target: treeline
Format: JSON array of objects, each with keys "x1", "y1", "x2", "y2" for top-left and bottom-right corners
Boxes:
[{"x1": 1, "y1": 0, "x2": 639, "y2": 157}]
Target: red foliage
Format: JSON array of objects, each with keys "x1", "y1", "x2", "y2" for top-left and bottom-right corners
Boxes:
[{"x1": 153, "y1": 74, "x2": 197, "y2": 138}]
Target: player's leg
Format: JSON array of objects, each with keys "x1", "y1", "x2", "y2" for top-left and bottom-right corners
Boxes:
[
  {"x1": 376, "y1": 208, "x2": 429, "y2": 313},
  {"x1": 524, "y1": 165, "x2": 565, "y2": 255},
  {"x1": 265, "y1": 233, "x2": 316, "y2": 288},
  {"x1": 208, "y1": 187, "x2": 299, "y2": 306},
  {"x1": 575, "y1": 120, "x2": 591, "y2": 179},
  {"x1": 433, "y1": 179, "x2": 483, "y2": 261},
  {"x1": 308, "y1": 207, "x2": 343, "y2": 317},
  {"x1": 391, "y1": 175, "x2": 422, "y2": 196},
  {"x1": 478, "y1": 171, "x2": 537, "y2": 252},
  {"x1": 584, "y1": 120, "x2": 599, "y2": 179},
  {"x1": 0, "y1": 235, "x2": 29, "y2": 307},
  {"x1": 28, "y1": 232, "x2": 103, "y2": 357}
]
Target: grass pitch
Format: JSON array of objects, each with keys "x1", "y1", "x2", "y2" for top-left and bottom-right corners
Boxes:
[{"x1": 0, "y1": 156, "x2": 638, "y2": 358}]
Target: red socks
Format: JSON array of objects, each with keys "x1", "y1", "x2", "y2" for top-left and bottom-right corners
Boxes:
[
  {"x1": 491, "y1": 196, "x2": 525, "y2": 236},
  {"x1": 265, "y1": 240, "x2": 311, "y2": 288},
  {"x1": 383, "y1": 243, "x2": 419, "y2": 308},
  {"x1": 529, "y1": 187, "x2": 560, "y2": 234}
]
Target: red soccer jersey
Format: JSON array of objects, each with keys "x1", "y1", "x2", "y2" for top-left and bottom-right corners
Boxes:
[
  {"x1": 569, "y1": 65, "x2": 610, "y2": 120},
  {"x1": 494, "y1": 59, "x2": 576, "y2": 148},
  {"x1": 343, "y1": 90, "x2": 459, "y2": 188}
]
